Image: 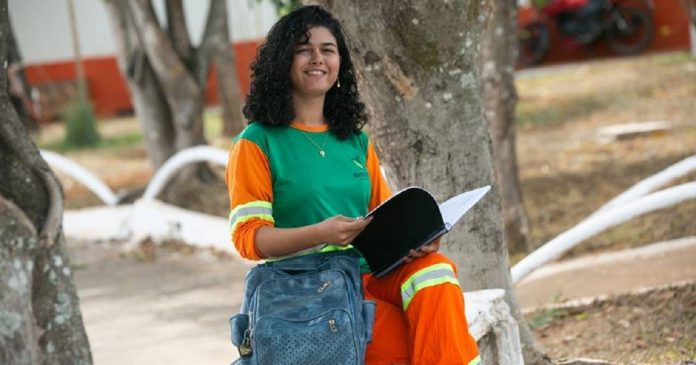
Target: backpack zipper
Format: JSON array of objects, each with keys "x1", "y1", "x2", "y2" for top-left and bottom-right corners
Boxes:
[
  {"x1": 328, "y1": 319, "x2": 338, "y2": 332},
  {"x1": 317, "y1": 280, "x2": 332, "y2": 293}
]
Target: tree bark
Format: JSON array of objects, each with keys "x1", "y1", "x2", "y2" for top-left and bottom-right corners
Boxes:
[
  {"x1": 683, "y1": 0, "x2": 696, "y2": 27},
  {"x1": 0, "y1": 1, "x2": 92, "y2": 362},
  {"x1": 480, "y1": 0, "x2": 532, "y2": 256},
  {"x1": 165, "y1": 0, "x2": 194, "y2": 66},
  {"x1": 106, "y1": 0, "x2": 176, "y2": 168},
  {"x1": 106, "y1": 0, "x2": 233, "y2": 172},
  {"x1": 314, "y1": 0, "x2": 550, "y2": 363},
  {"x1": 129, "y1": 0, "x2": 206, "y2": 152},
  {"x1": 107, "y1": 0, "x2": 205, "y2": 165},
  {"x1": 217, "y1": 44, "x2": 246, "y2": 137},
  {"x1": 6, "y1": 15, "x2": 38, "y2": 131},
  {"x1": 210, "y1": 0, "x2": 246, "y2": 137},
  {"x1": 480, "y1": 2, "x2": 550, "y2": 362}
]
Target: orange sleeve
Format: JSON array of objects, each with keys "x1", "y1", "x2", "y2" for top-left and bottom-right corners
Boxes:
[
  {"x1": 366, "y1": 140, "x2": 393, "y2": 211},
  {"x1": 225, "y1": 138, "x2": 274, "y2": 260}
]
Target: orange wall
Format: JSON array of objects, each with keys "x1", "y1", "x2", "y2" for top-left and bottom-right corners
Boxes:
[
  {"x1": 23, "y1": 39, "x2": 262, "y2": 118},
  {"x1": 518, "y1": 0, "x2": 692, "y2": 67}
]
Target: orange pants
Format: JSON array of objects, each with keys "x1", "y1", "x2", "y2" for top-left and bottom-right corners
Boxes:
[{"x1": 363, "y1": 253, "x2": 480, "y2": 365}]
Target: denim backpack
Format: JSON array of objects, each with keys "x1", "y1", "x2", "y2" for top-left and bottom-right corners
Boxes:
[{"x1": 230, "y1": 250, "x2": 376, "y2": 365}]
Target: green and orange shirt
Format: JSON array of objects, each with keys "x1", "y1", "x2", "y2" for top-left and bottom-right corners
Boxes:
[{"x1": 225, "y1": 121, "x2": 392, "y2": 267}]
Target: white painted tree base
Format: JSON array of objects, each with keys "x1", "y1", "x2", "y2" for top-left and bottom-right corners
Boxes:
[{"x1": 466, "y1": 289, "x2": 524, "y2": 364}]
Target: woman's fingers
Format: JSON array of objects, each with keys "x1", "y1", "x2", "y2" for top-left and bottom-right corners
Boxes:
[
  {"x1": 346, "y1": 216, "x2": 372, "y2": 239},
  {"x1": 405, "y1": 238, "x2": 441, "y2": 261},
  {"x1": 421, "y1": 239, "x2": 440, "y2": 253},
  {"x1": 324, "y1": 215, "x2": 372, "y2": 245}
]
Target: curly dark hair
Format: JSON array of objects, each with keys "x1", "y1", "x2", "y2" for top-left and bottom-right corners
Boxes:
[{"x1": 243, "y1": 5, "x2": 368, "y2": 139}]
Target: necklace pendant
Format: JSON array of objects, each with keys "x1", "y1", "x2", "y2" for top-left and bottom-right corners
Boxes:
[{"x1": 319, "y1": 150, "x2": 325, "y2": 158}]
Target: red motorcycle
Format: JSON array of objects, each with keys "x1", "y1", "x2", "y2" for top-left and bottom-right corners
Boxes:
[{"x1": 518, "y1": 0, "x2": 655, "y2": 66}]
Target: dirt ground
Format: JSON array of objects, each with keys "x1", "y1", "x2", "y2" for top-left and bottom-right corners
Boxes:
[
  {"x1": 515, "y1": 53, "x2": 696, "y2": 260},
  {"x1": 527, "y1": 282, "x2": 696, "y2": 364},
  {"x1": 513, "y1": 53, "x2": 696, "y2": 364},
  {"x1": 39, "y1": 52, "x2": 696, "y2": 364}
]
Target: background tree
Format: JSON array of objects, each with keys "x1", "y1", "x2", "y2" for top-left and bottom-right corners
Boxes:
[
  {"x1": 213, "y1": 0, "x2": 245, "y2": 137},
  {"x1": 683, "y1": 0, "x2": 696, "y2": 27},
  {"x1": 312, "y1": 1, "x2": 550, "y2": 363},
  {"x1": 6, "y1": 15, "x2": 39, "y2": 132},
  {"x1": 105, "y1": 0, "x2": 243, "y2": 169},
  {"x1": 0, "y1": 0, "x2": 92, "y2": 363},
  {"x1": 266, "y1": 0, "x2": 302, "y2": 16},
  {"x1": 480, "y1": 0, "x2": 532, "y2": 256}
]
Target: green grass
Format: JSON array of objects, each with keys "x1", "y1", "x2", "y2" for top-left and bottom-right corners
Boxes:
[
  {"x1": 526, "y1": 306, "x2": 569, "y2": 330},
  {"x1": 515, "y1": 52, "x2": 696, "y2": 129},
  {"x1": 517, "y1": 94, "x2": 609, "y2": 127},
  {"x1": 39, "y1": 130, "x2": 143, "y2": 153},
  {"x1": 204, "y1": 110, "x2": 224, "y2": 139},
  {"x1": 650, "y1": 51, "x2": 694, "y2": 65},
  {"x1": 63, "y1": 98, "x2": 100, "y2": 148}
]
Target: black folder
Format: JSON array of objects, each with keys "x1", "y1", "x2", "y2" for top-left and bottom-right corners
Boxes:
[{"x1": 352, "y1": 186, "x2": 490, "y2": 277}]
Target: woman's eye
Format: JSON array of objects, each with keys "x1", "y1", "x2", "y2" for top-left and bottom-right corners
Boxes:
[{"x1": 296, "y1": 48, "x2": 309, "y2": 54}]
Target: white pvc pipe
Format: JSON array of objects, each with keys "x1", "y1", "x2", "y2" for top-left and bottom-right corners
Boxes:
[
  {"x1": 142, "y1": 146, "x2": 229, "y2": 201},
  {"x1": 512, "y1": 182, "x2": 696, "y2": 283},
  {"x1": 598, "y1": 155, "x2": 696, "y2": 212},
  {"x1": 40, "y1": 150, "x2": 119, "y2": 206}
]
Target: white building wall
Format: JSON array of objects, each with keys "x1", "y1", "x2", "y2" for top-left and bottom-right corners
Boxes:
[{"x1": 9, "y1": 0, "x2": 278, "y2": 65}]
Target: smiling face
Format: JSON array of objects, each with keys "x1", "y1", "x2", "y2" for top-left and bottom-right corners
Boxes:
[{"x1": 290, "y1": 26, "x2": 340, "y2": 100}]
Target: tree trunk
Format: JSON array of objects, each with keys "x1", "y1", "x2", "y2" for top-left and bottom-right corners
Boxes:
[
  {"x1": 684, "y1": 0, "x2": 696, "y2": 27},
  {"x1": 106, "y1": 0, "x2": 209, "y2": 170},
  {"x1": 6, "y1": 15, "x2": 39, "y2": 131},
  {"x1": 0, "y1": 1, "x2": 92, "y2": 362},
  {"x1": 480, "y1": 0, "x2": 532, "y2": 256},
  {"x1": 211, "y1": 0, "x2": 246, "y2": 137},
  {"x1": 106, "y1": 0, "x2": 176, "y2": 168},
  {"x1": 217, "y1": 44, "x2": 246, "y2": 137},
  {"x1": 129, "y1": 0, "x2": 206, "y2": 152},
  {"x1": 315, "y1": 1, "x2": 551, "y2": 363},
  {"x1": 165, "y1": 0, "x2": 194, "y2": 65},
  {"x1": 480, "y1": 2, "x2": 550, "y2": 362}
]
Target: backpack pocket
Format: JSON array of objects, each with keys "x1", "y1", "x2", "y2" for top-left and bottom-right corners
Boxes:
[
  {"x1": 362, "y1": 300, "x2": 376, "y2": 344},
  {"x1": 230, "y1": 313, "x2": 249, "y2": 348},
  {"x1": 254, "y1": 309, "x2": 358, "y2": 365}
]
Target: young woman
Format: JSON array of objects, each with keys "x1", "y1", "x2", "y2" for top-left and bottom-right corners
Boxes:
[{"x1": 225, "y1": 5, "x2": 480, "y2": 365}]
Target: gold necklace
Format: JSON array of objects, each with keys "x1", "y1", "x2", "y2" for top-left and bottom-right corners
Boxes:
[{"x1": 299, "y1": 131, "x2": 329, "y2": 157}]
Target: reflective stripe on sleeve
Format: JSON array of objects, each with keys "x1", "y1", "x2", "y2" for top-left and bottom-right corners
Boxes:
[
  {"x1": 469, "y1": 355, "x2": 481, "y2": 365},
  {"x1": 319, "y1": 244, "x2": 354, "y2": 253},
  {"x1": 229, "y1": 201, "x2": 274, "y2": 235},
  {"x1": 400, "y1": 263, "x2": 460, "y2": 311}
]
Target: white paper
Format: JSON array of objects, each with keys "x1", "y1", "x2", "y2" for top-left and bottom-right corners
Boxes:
[{"x1": 438, "y1": 186, "x2": 491, "y2": 230}]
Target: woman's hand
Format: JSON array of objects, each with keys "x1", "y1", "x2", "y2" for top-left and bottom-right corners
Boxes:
[
  {"x1": 317, "y1": 215, "x2": 373, "y2": 246},
  {"x1": 403, "y1": 237, "x2": 441, "y2": 263}
]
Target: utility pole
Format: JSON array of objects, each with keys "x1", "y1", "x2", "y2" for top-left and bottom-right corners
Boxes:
[{"x1": 66, "y1": 0, "x2": 88, "y2": 100}]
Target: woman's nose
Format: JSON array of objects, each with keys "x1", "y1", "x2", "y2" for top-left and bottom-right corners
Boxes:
[{"x1": 310, "y1": 49, "x2": 323, "y2": 64}]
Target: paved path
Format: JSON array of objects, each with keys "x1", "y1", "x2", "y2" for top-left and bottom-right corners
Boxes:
[
  {"x1": 71, "y1": 242, "x2": 252, "y2": 365},
  {"x1": 513, "y1": 237, "x2": 696, "y2": 309},
  {"x1": 70, "y1": 237, "x2": 696, "y2": 365}
]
